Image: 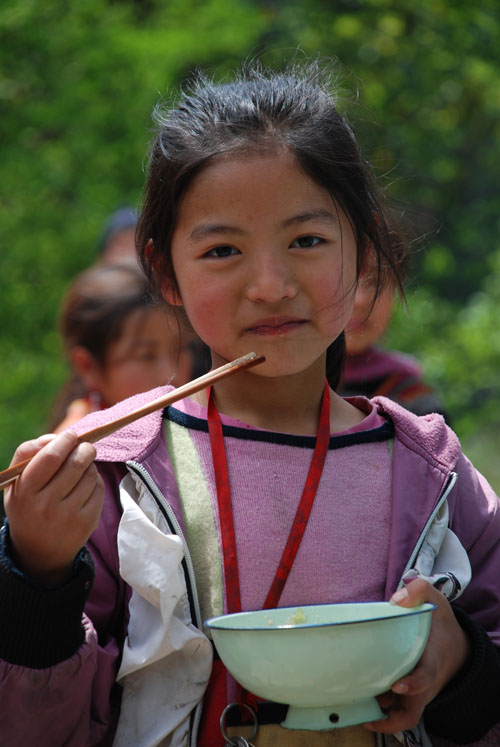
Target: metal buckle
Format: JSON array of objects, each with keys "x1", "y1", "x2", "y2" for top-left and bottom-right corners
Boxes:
[{"x1": 220, "y1": 702, "x2": 258, "y2": 746}]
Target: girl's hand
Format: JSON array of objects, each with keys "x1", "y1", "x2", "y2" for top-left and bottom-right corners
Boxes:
[
  {"x1": 4, "y1": 431, "x2": 104, "y2": 587},
  {"x1": 365, "y1": 577, "x2": 470, "y2": 735}
]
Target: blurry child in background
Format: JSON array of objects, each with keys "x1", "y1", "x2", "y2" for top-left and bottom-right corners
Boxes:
[
  {"x1": 50, "y1": 263, "x2": 192, "y2": 432},
  {"x1": 95, "y1": 204, "x2": 210, "y2": 377},
  {"x1": 95, "y1": 205, "x2": 139, "y2": 264},
  {"x1": 340, "y1": 275, "x2": 449, "y2": 421}
]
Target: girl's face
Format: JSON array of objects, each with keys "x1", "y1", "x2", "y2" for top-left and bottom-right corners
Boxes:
[
  {"x1": 93, "y1": 307, "x2": 192, "y2": 405},
  {"x1": 166, "y1": 150, "x2": 358, "y2": 379}
]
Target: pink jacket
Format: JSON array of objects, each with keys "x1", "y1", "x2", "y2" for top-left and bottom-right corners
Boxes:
[{"x1": 0, "y1": 387, "x2": 499, "y2": 746}]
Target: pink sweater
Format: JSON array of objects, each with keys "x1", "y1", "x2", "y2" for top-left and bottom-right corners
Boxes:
[{"x1": 171, "y1": 397, "x2": 392, "y2": 609}]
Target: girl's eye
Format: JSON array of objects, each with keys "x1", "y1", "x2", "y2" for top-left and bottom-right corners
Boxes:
[
  {"x1": 131, "y1": 350, "x2": 156, "y2": 363},
  {"x1": 290, "y1": 235, "x2": 323, "y2": 249},
  {"x1": 205, "y1": 245, "x2": 240, "y2": 258}
]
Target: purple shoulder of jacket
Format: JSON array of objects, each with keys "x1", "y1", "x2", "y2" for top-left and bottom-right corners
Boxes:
[
  {"x1": 70, "y1": 384, "x2": 174, "y2": 463},
  {"x1": 69, "y1": 384, "x2": 461, "y2": 475},
  {"x1": 372, "y1": 395, "x2": 461, "y2": 474}
]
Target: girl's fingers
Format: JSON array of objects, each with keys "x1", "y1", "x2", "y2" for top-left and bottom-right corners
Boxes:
[
  {"x1": 8, "y1": 463, "x2": 104, "y2": 584},
  {"x1": 388, "y1": 579, "x2": 441, "y2": 695},
  {"x1": 61, "y1": 442, "x2": 98, "y2": 499},
  {"x1": 383, "y1": 573, "x2": 470, "y2": 735},
  {"x1": 6, "y1": 432, "x2": 104, "y2": 586},
  {"x1": 67, "y1": 463, "x2": 104, "y2": 519},
  {"x1": 8, "y1": 433, "x2": 58, "y2": 467},
  {"x1": 365, "y1": 694, "x2": 425, "y2": 733},
  {"x1": 77, "y1": 473, "x2": 105, "y2": 535},
  {"x1": 389, "y1": 576, "x2": 442, "y2": 608},
  {"x1": 375, "y1": 690, "x2": 396, "y2": 710},
  {"x1": 14, "y1": 431, "x2": 81, "y2": 493},
  {"x1": 19, "y1": 434, "x2": 95, "y2": 497},
  {"x1": 392, "y1": 662, "x2": 432, "y2": 695},
  {"x1": 30, "y1": 444, "x2": 100, "y2": 524},
  {"x1": 51, "y1": 465, "x2": 104, "y2": 542}
]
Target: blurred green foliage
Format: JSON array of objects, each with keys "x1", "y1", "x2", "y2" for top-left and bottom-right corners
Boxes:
[
  {"x1": 0, "y1": 0, "x2": 267, "y2": 461},
  {"x1": 386, "y1": 254, "x2": 500, "y2": 488},
  {"x1": 1, "y1": 0, "x2": 499, "y2": 490}
]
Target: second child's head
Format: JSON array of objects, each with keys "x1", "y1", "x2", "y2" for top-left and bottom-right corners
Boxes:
[
  {"x1": 345, "y1": 227, "x2": 409, "y2": 357},
  {"x1": 58, "y1": 263, "x2": 192, "y2": 409},
  {"x1": 137, "y1": 63, "x2": 405, "y2": 388}
]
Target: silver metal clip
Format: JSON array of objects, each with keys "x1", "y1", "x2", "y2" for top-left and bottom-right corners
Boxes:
[
  {"x1": 220, "y1": 702, "x2": 258, "y2": 747},
  {"x1": 225, "y1": 738, "x2": 255, "y2": 747}
]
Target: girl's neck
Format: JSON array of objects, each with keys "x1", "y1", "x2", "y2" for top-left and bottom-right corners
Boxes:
[{"x1": 191, "y1": 362, "x2": 366, "y2": 435}]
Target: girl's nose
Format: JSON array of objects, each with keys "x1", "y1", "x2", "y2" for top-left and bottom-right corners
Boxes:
[{"x1": 246, "y1": 253, "x2": 298, "y2": 303}]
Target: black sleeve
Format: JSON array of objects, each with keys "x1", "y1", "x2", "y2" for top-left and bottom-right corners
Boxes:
[
  {"x1": 424, "y1": 605, "x2": 500, "y2": 743},
  {"x1": 0, "y1": 522, "x2": 94, "y2": 669}
]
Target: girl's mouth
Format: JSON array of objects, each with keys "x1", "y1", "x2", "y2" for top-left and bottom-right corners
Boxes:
[{"x1": 246, "y1": 317, "x2": 307, "y2": 336}]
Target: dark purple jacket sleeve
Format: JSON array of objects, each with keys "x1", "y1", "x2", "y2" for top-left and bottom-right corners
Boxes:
[
  {"x1": 424, "y1": 452, "x2": 500, "y2": 743},
  {"x1": 0, "y1": 463, "x2": 128, "y2": 747}
]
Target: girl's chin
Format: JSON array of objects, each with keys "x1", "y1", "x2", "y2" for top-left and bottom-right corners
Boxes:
[
  {"x1": 248, "y1": 356, "x2": 329, "y2": 380},
  {"x1": 210, "y1": 342, "x2": 331, "y2": 377},
  {"x1": 345, "y1": 329, "x2": 374, "y2": 353}
]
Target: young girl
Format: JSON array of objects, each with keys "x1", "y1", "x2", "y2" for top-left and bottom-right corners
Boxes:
[
  {"x1": 49, "y1": 262, "x2": 193, "y2": 431},
  {"x1": 2, "y1": 65, "x2": 500, "y2": 747}
]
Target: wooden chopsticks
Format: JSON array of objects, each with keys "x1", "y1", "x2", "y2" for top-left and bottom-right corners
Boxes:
[{"x1": 0, "y1": 352, "x2": 265, "y2": 490}]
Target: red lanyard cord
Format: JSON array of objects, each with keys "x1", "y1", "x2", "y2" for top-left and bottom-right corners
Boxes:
[
  {"x1": 207, "y1": 388, "x2": 243, "y2": 614},
  {"x1": 207, "y1": 381, "x2": 331, "y2": 613}
]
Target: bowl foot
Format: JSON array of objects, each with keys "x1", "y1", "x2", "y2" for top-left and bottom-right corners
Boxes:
[{"x1": 281, "y1": 699, "x2": 386, "y2": 730}]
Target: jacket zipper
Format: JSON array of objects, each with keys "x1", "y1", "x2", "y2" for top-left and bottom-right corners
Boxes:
[
  {"x1": 392, "y1": 471, "x2": 458, "y2": 747},
  {"x1": 126, "y1": 460, "x2": 204, "y2": 747},
  {"x1": 396, "y1": 471, "x2": 458, "y2": 590}
]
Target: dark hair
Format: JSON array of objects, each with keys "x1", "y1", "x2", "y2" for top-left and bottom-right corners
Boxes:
[
  {"x1": 60, "y1": 263, "x2": 156, "y2": 362},
  {"x1": 137, "y1": 62, "x2": 406, "y2": 389},
  {"x1": 49, "y1": 263, "x2": 159, "y2": 429}
]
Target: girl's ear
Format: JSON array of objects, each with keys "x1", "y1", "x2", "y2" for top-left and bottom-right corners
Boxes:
[
  {"x1": 145, "y1": 239, "x2": 184, "y2": 306},
  {"x1": 70, "y1": 346, "x2": 103, "y2": 390},
  {"x1": 161, "y1": 280, "x2": 183, "y2": 307},
  {"x1": 358, "y1": 242, "x2": 377, "y2": 283}
]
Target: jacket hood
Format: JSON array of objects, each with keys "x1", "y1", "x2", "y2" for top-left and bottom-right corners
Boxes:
[
  {"x1": 71, "y1": 384, "x2": 174, "y2": 463},
  {"x1": 372, "y1": 395, "x2": 461, "y2": 474}
]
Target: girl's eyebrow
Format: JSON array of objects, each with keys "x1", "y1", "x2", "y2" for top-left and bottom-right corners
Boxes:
[
  {"x1": 188, "y1": 209, "x2": 339, "y2": 242},
  {"x1": 283, "y1": 209, "x2": 339, "y2": 228},
  {"x1": 188, "y1": 224, "x2": 246, "y2": 241}
]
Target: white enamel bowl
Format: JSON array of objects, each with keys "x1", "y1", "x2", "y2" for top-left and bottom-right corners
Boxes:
[{"x1": 205, "y1": 601, "x2": 435, "y2": 730}]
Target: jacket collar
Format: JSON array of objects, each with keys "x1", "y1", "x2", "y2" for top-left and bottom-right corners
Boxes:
[
  {"x1": 372, "y1": 395, "x2": 460, "y2": 474},
  {"x1": 71, "y1": 384, "x2": 173, "y2": 463},
  {"x1": 71, "y1": 385, "x2": 460, "y2": 475}
]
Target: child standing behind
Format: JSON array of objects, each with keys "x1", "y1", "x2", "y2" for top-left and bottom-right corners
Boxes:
[
  {"x1": 341, "y1": 277, "x2": 450, "y2": 421},
  {"x1": 1, "y1": 64, "x2": 500, "y2": 747},
  {"x1": 49, "y1": 262, "x2": 193, "y2": 431}
]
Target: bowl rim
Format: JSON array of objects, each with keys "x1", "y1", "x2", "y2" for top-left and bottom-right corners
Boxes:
[{"x1": 204, "y1": 601, "x2": 437, "y2": 631}]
